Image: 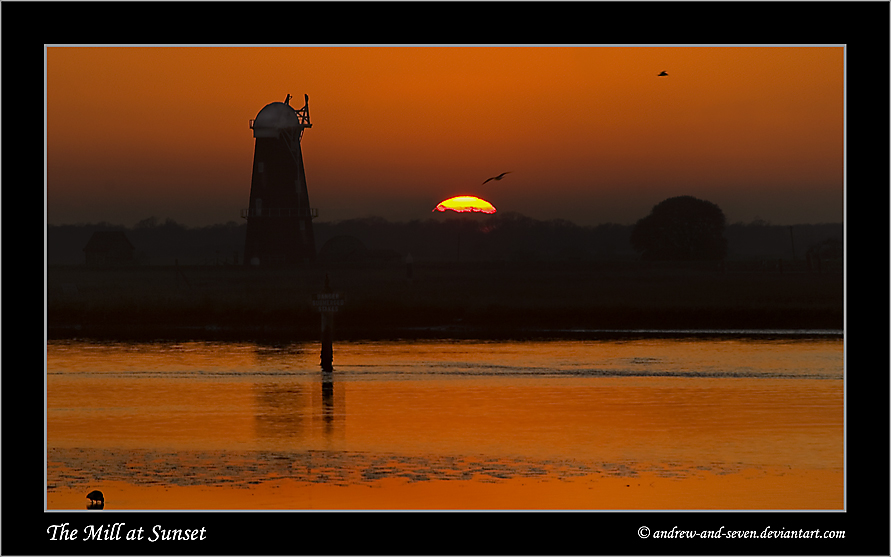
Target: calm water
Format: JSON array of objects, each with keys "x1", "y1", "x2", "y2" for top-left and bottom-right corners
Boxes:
[{"x1": 46, "y1": 336, "x2": 844, "y2": 510}]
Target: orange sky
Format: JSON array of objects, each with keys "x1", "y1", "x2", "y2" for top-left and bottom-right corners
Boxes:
[{"x1": 45, "y1": 46, "x2": 844, "y2": 227}]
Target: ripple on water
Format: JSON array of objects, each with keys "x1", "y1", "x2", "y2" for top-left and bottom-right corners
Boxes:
[{"x1": 47, "y1": 447, "x2": 765, "y2": 491}]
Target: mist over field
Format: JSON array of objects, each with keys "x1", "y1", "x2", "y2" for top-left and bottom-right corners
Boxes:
[
  {"x1": 45, "y1": 213, "x2": 843, "y2": 340},
  {"x1": 46, "y1": 213, "x2": 842, "y2": 267}
]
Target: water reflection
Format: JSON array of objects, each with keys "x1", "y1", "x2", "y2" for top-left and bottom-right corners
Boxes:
[
  {"x1": 253, "y1": 383, "x2": 307, "y2": 439},
  {"x1": 322, "y1": 370, "x2": 335, "y2": 432},
  {"x1": 46, "y1": 337, "x2": 843, "y2": 510},
  {"x1": 252, "y1": 341, "x2": 308, "y2": 359},
  {"x1": 252, "y1": 371, "x2": 345, "y2": 446}
]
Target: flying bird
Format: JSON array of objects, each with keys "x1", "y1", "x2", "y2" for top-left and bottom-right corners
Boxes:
[
  {"x1": 657, "y1": 71, "x2": 668, "y2": 77},
  {"x1": 482, "y1": 172, "x2": 511, "y2": 185}
]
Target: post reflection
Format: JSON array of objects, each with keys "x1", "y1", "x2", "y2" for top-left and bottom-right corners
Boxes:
[{"x1": 321, "y1": 370, "x2": 335, "y2": 432}]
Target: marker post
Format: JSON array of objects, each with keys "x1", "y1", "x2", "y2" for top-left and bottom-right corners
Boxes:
[{"x1": 311, "y1": 276, "x2": 345, "y2": 371}]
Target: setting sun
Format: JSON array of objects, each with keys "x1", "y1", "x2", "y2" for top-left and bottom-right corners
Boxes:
[{"x1": 433, "y1": 195, "x2": 497, "y2": 214}]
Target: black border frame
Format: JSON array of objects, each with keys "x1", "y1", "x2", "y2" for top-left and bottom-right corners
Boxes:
[{"x1": 14, "y1": 1, "x2": 889, "y2": 555}]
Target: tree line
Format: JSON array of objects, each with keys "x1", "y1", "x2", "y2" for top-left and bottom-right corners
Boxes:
[{"x1": 47, "y1": 204, "x2": 842, "y2": 266}]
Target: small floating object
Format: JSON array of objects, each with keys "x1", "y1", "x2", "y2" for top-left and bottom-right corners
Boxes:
[
  {"x1": 433, "y1": 195, "x2": 497, "y2": 214},
  {"x1": 86, "y1": 490, "x2": 104, "y2": 505}
]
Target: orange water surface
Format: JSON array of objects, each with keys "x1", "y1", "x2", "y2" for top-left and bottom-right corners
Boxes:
[{"x1": 46, "y1": 337, "x2": 844, "y2": 510}]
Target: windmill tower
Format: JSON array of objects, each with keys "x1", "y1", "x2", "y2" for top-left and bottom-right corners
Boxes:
[{"x1": 242, "y1": 94, "x2": 317, "y2": 265}]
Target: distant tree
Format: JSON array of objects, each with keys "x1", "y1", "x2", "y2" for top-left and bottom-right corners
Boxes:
[
  {"x1": 631, "y1": 195, "x2": 727, "y2": 261},
  {"x1": 134, "y1": 216, "x2": 161, "y2": 229}
]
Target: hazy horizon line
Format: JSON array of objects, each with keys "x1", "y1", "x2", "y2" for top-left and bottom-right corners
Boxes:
[{"x1": 45, "y1": 212, "x2": 845, "y2": 230}]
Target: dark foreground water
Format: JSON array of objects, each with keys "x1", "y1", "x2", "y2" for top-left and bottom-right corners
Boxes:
[{"x1": 46, "y1": 335, "x2": 844, "y2": 510}]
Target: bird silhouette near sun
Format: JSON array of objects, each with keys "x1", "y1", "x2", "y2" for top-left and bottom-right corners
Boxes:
[
  {"x1": 482, "y1": 172, "x2": 511, "y2": 185},
  {"x1": 658, "y1": 71, "x2": 669, "y2": 77},
  {"x1": 432, "y1": 173, "x2": 511, "y2": 214}
]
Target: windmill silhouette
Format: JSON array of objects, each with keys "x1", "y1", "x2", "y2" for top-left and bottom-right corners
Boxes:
[{"x1": 243, "y1": 94, "x2": 317, "y2": 265}]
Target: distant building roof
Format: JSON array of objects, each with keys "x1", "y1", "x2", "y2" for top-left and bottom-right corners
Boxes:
[
  {"x1": 83, "y1": 230, "x2": 134, "y2": 253},
  {"x1": 83, "y1": 230, "x2": 135, "y2": 265}
]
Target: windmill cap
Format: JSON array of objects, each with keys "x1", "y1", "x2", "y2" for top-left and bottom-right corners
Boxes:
[{"x1": 252, "y1": 102, "x2": 304, "y2": 138}]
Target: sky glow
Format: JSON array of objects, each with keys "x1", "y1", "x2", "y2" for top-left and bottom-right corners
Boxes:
[{"x1": 45, "y1": 45, "x2": 844, "y2": 227}]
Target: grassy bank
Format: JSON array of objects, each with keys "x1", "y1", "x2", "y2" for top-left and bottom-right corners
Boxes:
[{"x1": 46, "y1": 260, "x2": 843, "y2": 340}]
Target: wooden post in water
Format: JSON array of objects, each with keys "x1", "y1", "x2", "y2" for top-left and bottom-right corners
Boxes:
[{"x1": 312, "y1": 274, "x2": 344, "y2": 372}]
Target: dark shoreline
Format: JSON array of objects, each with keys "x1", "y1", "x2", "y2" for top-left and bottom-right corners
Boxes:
[
  {"x1": 46, "y1": 261, "x2": 843, "y2": 343},
  {"x1": 46, "y1": 303, "x2": 844, "y2": 342},
  {"x1": 46, "y1": 319, "x2": 844, "y2": 344}
]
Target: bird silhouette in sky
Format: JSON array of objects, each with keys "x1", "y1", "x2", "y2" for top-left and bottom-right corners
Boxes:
[
  {"x1": 657, "y1": 71, "x2": 669, "y2": 77},
  {"x1": 482, "y1": 172, "x2": 511, "y2": 185}
]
